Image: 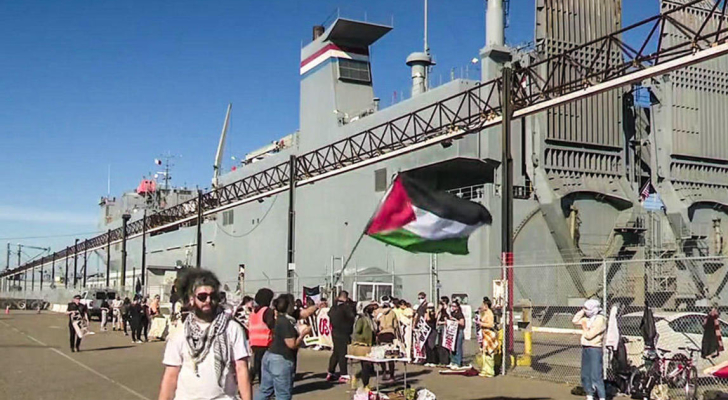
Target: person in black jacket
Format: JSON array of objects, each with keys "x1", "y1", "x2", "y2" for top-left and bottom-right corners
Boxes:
[
  {"x1": 129, "y1": 295, "x2": 144, "y2": 344},
  {"x1": 67, "y1": 294, "x2": 89, "y2": 352},
  {"x1": 326, "y1": 291, "x2": 356, "y2": 383}
]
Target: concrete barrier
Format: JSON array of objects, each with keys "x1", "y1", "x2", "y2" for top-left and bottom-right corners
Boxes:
[{"x1": 49, "y1": 304, "x2": 67, "y2": 313}]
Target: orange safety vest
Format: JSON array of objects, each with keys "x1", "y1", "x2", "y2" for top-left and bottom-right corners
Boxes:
[{"x1": 249, "y1": 307, "x2": 273, "y2": 347}]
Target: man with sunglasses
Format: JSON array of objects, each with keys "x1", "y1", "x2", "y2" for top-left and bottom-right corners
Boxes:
[{"x1": 158, "y1": 269, "x2": 252, "y2": 400}]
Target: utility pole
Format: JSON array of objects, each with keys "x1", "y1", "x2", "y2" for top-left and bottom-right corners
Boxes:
[
  {"x1": 121, "y1": 213, "x2": 131, "y2": 291},
  {"x1": 287, "y1": 155, "x2": 297, "y2": 294},
  {"x1": 196, "y1": 191, "x2": 203, "y2": 268},
  {"x1": 40, "y1": 257, "x2": 44, "y2": 290},
  {"x1": 82, "y1": 240, "x2": 88, "y2": 288},
  {"x1": 64, "y1": 247, "x2": 69, "y2": 289},
  {"x1": 501, "y1": 65, "x2": 515, "y2": 371},
  {"x1": 6, "y1": 243, "x2": 9, "y2": 270},
  {"x1": 51, "y1": 252, "x2": 55, "y2": 289},
  {"x1": 141, "y1": 210, "x2": 147, "y2": 286},
  {"x1": 17, "y1": 244, "x2": 21, "y2": 267},
  {"x1": 106, "y1": 229, "x2": 111, "y2": 288},
  {"x1": 73, "y1": 239, "x2": 79, "y2": 288}
]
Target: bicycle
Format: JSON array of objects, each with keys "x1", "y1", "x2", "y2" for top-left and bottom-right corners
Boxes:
[{"x1": 629, "y1": 347, "x2": 698, "y2": 400}]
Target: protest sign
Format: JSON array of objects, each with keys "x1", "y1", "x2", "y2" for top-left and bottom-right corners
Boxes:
[
  {"x1": 412, "y1": 318, "x2": 431, "y2": 360},
  {"x1": 441, "y1": 319, "x2": 458, "y2": 352},
  {"x1": 303, "y1": 307, "x2": 333, "y2": 348}
]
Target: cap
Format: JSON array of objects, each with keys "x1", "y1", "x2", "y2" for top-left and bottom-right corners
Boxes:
[
  {"x1": 427, "y1": 302, "x2": 435, "y2": 308},
  {"x1": 73, "y1": 295, "x2": 82, "y2": 299}
]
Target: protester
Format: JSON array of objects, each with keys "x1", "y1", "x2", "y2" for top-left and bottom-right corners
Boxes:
[
  {"x1": 249, "y1": 288, "x2": 275, "y2": 384},
  {"x1": 129, "y1": 295, "x2": 144, "y2": 344},
  {"x1": 375, "y1": 296, "x2": 399, "y2": 382},
  {"x1": 327, "y1": 290, "x2": 356, "y2": 383},
  {"x1": 448, "y1": 301, "x2": 466, "y2": 368},
  {"x1": 415, "y1": 292, "x2": 427, "y2": 319},
  {"x1": 352, "y1": 302, "x2": 378, "y2": 390},
  {"x1": 572, "y1": 299, "x2": 607, "y2": 400},
  {"x1": 100, "y1": 298, "x2": 110, "y2": 332},
  {"x1": 112, "y1": 296, "x2": 122, "y2": 331},
  {"x1": 170, "y1": 284, "x2": 179, "y2": 316},
  {"x1": 121, "y1": 297, "x2": 131, "y2": 336},
  {"x1": 158, "y1": 268, "x2": 252, "y2": 400},
  {"x1": 141, "y1": 297, "x2": 151, "y2": 342},
  {"x1": 435, "y1": 297, "x2": 451, "y2": 366},
  {"x1": 254, "y1": 294, "x2": 312, "y2": 400},
  {"x1": 424, "y1": 302, "x2": 438, "y2": 366},
  {"x1": 150, "y1": 295, "x2": 160, "y2": 318},
  {"x1": 66, "y1": 294, "x2": 89, "y2": 352},
  {"x1": 478, "y1": 297, "x2": 498, "y2": 377}
]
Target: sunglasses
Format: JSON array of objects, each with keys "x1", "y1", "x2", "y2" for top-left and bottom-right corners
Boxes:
[{"x1": 195, "y1": 292, "x2": 218, "y2": 302}]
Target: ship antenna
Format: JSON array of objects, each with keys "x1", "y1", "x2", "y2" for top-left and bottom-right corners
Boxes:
[{"x1": 424, "y1": 0, "x2": 429, "y2": 55}]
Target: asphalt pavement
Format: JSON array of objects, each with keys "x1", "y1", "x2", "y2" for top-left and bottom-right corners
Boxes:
[{"x1": 0, "y1": 311, "x2": 579, "y2": 400}]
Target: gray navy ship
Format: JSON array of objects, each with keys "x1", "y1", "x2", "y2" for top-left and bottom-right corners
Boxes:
[{"x1": 4, "y1": 0, "x2": 728, "y2": 312}]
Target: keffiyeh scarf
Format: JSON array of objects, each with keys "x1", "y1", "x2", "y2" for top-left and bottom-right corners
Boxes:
[{"x1": 184, "y1": 310, "x2": 231, "y2": 387}]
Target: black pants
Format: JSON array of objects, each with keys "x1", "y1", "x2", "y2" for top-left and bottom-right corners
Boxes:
[
  {"x1": 130, "y1": 319, "x2": 143, "y2": 342},
  {"x1": 68, "y1": 321, "x2": 82, "y2": 351},
  {"x1": 360, "y1": 361, "x2": 375, "y2": 386},
  {"x1": 328, "y1": 334, "x2": 349, "y2": 376},
  {"x1": 141, "y1": 318, "x2": 149, "y2": 341},
  {"x1": 425, "y1": 342, "x2": 437, "y2": 364},
  {"x1": 251, "y1": 346, "x2": 267, "y2": 383},
  {"x1": 436, "y1": 345, "x2": 451, "y2": 365},
  {"x1": 123, "y1": 315, "x2": 129, "y2": 334},
  {"x1": 377, "y1": 333, "x2": 396, "y2": 376}
]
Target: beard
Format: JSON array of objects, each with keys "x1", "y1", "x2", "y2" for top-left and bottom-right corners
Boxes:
[{"x1": 192, "y1": 301, "x2": 218, "y2": 322}]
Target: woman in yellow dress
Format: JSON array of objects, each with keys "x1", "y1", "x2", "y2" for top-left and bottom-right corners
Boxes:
[{"x1": 478, "y1": 297, "x2": 498, "y2": 377}]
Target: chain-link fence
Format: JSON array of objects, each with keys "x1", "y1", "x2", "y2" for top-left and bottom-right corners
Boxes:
[{"x1": 507, "y1": 255, "x2": 728, "y2": 399}]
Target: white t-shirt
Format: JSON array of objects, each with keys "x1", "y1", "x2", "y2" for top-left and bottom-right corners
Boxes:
[{"x1": 163, "y1": 319, "x2": 250, "y2": 400}]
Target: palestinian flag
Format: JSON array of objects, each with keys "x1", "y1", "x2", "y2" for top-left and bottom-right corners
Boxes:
[{"x1": 365, "y1": 174, "x2": 491, "y2": 255}]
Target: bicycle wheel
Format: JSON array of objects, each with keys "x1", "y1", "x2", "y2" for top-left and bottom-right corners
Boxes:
[{"x1": 685, "y1": 366, "x2": 698, "y2": 400}]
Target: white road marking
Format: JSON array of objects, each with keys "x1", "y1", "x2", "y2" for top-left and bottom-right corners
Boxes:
[{"x1": 0, "y1": 319, "x2": 151, "y2": 400}]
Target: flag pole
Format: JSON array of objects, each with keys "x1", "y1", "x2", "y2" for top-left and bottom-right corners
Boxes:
[
  {"x1": 332, "y1": 174, "x2": 400, "y2": 289},
  {"x1": 332, "y1": 231, "x2": 366, "y2": 288}
]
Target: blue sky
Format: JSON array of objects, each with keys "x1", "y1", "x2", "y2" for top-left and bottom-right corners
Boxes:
[{"x1": 0, "y1": 0, "x2": 657, "y2": 267}]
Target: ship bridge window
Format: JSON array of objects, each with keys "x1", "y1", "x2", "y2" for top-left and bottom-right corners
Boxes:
[
  {"x1": 222, "y1": 210, "x2": 234, "y2": 226},
  {"x1": 338, "y1": 59, "x2": 371, "y2": 83}
]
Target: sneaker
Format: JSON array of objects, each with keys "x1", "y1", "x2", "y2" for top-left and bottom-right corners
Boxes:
[
  {"x1": 338, "y1": 375, "x2": 350, "y2": 383},
  {"x1": 448, "y1": 364, "x2": 458, "y2": 370},
  {"x1": 325, "y1": 373, "x2": 337, "y2": 382}
]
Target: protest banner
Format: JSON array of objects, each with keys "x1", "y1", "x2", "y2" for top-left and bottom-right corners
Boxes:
[
  {"x1": 412, "y1": 318, "x2": 431, "y2": 360},
  {"x1": 303, "y1": 307, "x2": 333, "y2": 348},
  {"x1": 462, "y1": 305, "x2": 473, "y2": 340},
  {"x1": 441, "y1": 319, "x2": 458, "y2": 352}
]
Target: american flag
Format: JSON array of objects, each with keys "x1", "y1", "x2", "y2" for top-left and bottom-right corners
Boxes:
[{"x1": 639, "y1": 180, "x2": 652, "y2": 202}]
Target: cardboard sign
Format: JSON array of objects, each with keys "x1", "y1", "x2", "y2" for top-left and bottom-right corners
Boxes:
[
  {"x1": 413, "y1": 318, "x2": 431, "y2": 360},
  {"x1": 303, "y1": 308, "x2": 333, "y2": 348},
  {"x1": 72, "y1": 318, "x2": 91, "y2": 338},
  {"x1": 461, "y1": 305, "x2": 472, "y2": 341},
  {"x1": 441, "y1": 319, "x2": 458, "y2": 352}
]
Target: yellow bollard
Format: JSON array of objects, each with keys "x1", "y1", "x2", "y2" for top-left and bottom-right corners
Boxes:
[{"x1": 516, "y1": 330, "x2": 532, "y2": 367}]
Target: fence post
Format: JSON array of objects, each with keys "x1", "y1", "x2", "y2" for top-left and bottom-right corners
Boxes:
[{"x1": 602, "y1": 259, "x2": 608, "y2": 379}]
